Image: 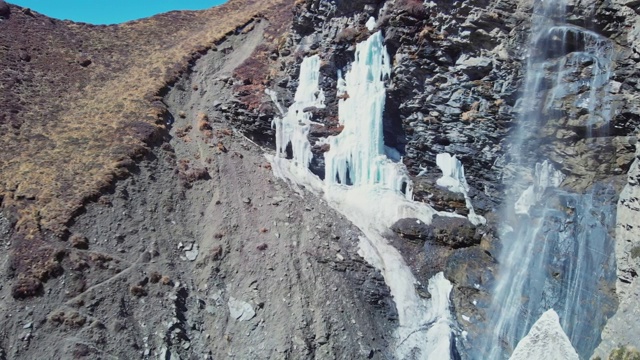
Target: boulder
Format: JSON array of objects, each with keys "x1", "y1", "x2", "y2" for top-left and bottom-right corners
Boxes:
[
  {"x1": 455, "y1": 56, "x2": 493, "y2": 80},
  {"x1": 509, "y1": 309, "x2": 579, "y2": 360},
  {"x1": 391, "y1": 216, "x2": 479, "y2": 248},
  {"x1": 228, "y1": 297, "x2": 256, "y2": 322}
]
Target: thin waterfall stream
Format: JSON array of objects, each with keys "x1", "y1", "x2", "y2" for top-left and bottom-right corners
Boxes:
[{"x1": 477, "y1": 0, "x2": 618, "y2": 358}]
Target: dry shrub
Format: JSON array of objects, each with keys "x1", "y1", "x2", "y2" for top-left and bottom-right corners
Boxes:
[
  {"x1": 12, "y1": 276, "x2": 43, "y2": 299},
  {"x1": 149, "y1": 271, "x2": 162, "y2": 283},
  {"x1": 89, "y1": 252, "x2": 113, "y2": 269},
  {"x1": 69, "y1": 252, "x2": 89, "y2": 271},
  {"x1": 210, "y1": 245, "x2": 223, "y2": 260},
  {"x1": 179, "y1": 167, "x2": 209, "y2": 185},
  {"x1": 216, "y1": 128, "x2": 233, "y2": 137},
  {"x1": 257, "y1": 243, "x2": 268, "y2": 251},
  {"x1": 130, "y1": 284, "x2": 147, "y2": 297},
  {"x1": 48, "y1": 310, "x2": 87, "y2": 328},
  {"x1": 217, "y1": 142, "x2": 228, "y2": 153},
  {"x1": 70, "y1": 233, "x2": 88, "y2": 249},
  {"x1": 197, "y1": 112, "x2": 211, "y2": 131},
  {"x1": 175, "y1": 125, "x2": 192, "y2": 138},
  {"x1": 32, "y1": 258, "x2": 64, "y2": 281},
  {"x1": 64, "y1": 311, "x2": 87, "y2": 327}
]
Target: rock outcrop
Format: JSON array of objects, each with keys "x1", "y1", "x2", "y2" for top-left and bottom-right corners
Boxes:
[
  {"x1": 594, "y1": 143, "x2": 640, "y2": 358},
  {"x1": 235, "y1": 0, "x2": 640, "y2": 357},
  {"x1": 509, "y1": 309, "x2": 579, "y2": 360}
]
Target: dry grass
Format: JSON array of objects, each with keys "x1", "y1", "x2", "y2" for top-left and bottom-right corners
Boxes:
[
  {"x1": 0, "y1": 0, "x2": 294, "y2": 296},
  {"x1": 0, "y1": 0, "x2": 293, "y2": 235}
]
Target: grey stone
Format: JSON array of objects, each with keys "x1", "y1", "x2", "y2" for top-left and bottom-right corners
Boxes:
[
  {"x1": 509, "y1": 310, "x2": 579, "y2": 360},
  {"x1": 185, "y1": 244, "x2": 199, "y2": 261},
  {"x1": 228, "y1": 297, "x2": 255, "y2": 321}
]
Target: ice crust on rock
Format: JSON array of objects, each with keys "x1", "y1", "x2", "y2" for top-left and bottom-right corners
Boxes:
[
  {"x1": 435, "y1": 153, "x2": 486, "y2": 225},
  {"x1": 267, "y1": 31, "x2": 455, "y2": 360},
  {"x1": 509, "y1": 309, "x2": 579, "y2": 360},
  {"x1": 514, "y1": 160, "x2": 565, "y2": 215},
  {"x1": 436, "y1": 153, "x2": 469, "y2": 194}
]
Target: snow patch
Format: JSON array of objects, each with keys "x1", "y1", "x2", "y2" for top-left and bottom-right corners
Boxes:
[{"x1": 366, "y1": 16, "x2": 376, "y2": 31}]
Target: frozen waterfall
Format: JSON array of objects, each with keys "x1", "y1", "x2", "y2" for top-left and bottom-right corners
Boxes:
[
  {"x1": 271, "y1": 55, "x2": 325, "y2": 172},
  {"x1": 267, "y1": 31, "x2": 455, "y2": 360},
  {"x1": 324, "y1": 31, "x2": 413, "y2": 198}
]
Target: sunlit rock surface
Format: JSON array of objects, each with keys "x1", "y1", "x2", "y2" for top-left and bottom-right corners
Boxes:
[{"x1": 509, "y1": 310, "x2": 579, "y2": 360}]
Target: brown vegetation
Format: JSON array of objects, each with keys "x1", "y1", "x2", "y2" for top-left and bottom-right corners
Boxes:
[
  {"x1": 197, "y1": 112, "x2": 212, "y2": 131},
  {"x1": 0, "y1": 0, "x2": 293, "y2": 230},
  {"x1": 0, "y1": 0, "x2": 294, "y2": 297},
  {"x1": 69, "y1": 233, "x2": 89, "y2": 249}
]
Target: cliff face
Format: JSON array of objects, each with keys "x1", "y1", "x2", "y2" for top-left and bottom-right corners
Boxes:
[
  {"x1": 232, "y1": 0, "x2": 640, "y2": 357},
  {"x1": 1, "y1": 0, "x2": 640, "y2": 358}
]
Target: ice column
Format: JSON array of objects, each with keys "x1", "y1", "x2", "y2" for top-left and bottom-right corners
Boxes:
[
  {"x1": 324, "y1": 31, "x2": 413, "y2": 198},
  {"x1": 272, "y1": 55, "x2": 325, "y2": 170}
]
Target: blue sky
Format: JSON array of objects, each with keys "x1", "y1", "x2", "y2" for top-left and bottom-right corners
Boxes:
[{"x1": 8, "y1": 0, "x2": 227, "y2": 24}]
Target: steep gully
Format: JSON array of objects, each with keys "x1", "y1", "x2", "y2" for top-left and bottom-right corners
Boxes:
[{"x1": 266, "y1": 3, "x2": 618, "y2": 360}]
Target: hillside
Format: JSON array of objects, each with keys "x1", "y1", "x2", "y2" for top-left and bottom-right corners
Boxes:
[
  {"x1": 1, "y1": 0, "x2": 640, "y2": 358},
  {"x1": 0, "y1": 0, "x2": 293, "y2": 297}
]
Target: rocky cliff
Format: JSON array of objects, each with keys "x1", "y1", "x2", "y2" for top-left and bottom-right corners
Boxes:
[{"x1": 1, "y1": 0, "x2": 640, "y2": 358}]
